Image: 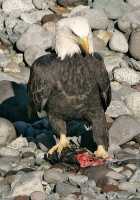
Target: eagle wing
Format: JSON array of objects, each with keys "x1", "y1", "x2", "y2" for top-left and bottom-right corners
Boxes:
[
  {"x1": 94, "y1": 53, "x2": 111, "y2": 111},
  {"x1": 28, "y1": 55, "x2": 54, "y2": 114}
]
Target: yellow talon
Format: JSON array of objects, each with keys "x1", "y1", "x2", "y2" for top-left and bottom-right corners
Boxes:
[
  {"x1": 48, "y1": 134, "x2": 70, "y2": 155},
  {"x1": 94, "y1": 145, "x2": 109, "y2": 159}
]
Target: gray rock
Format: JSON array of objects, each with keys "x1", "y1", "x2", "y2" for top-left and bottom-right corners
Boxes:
[
  {"x1": 11, "y1": 171, "x2": 43, "y2": 197},
  {"x1": 123, "y1": 147, "x2": 139, "y2": 155},
  {"x1": 0, "y1": 0, "x2": 3, "y2": 7},
  {"x1": 2, "y1": 0, "x2": 35, "y2": 14},
  {"x1": 21, "y1": 146, "x2": 36, "y2": 158},
  {"x1": 118, "y1": 182, "x2": 138, "y2": 192},
  {"x1": 126, "y1": 164, "x2": 137, "y2": 171},
  {"x1": 125, "y1": 92, "x2": 140, "y2": 119},
  {"x1": 13, "y1": 20, "x2": 30, "y2": 35},
  {"x1": 80, "y1": 183, "x2": 96, "y2": 197},
  {"x1": 109, "y1": 115, "x2": 140, "y2": 146},
  {"x1": 84, "y1": 9, "x2": 109, "y2": 30},
  {"x1": 8, "y1": 136, "x2": 28, "y2": 150},
  {"x1": 68, "y1": 5, "x2": 89, "y2": 16},
  {"x1": 30, "y1": 191, "x2": 46, "y2": 200},
  {"x1": 115, "y1": 191, "x2": 133, "y2": 199},
  {"x1": 55, "y1": 182, "x2": 80, "y2": 196},
  {"x1": 94, "y1": 30, "x2": 112, "y2": 45},
  {"x1": 105, "y1": 192, "x2": 118, "y2": 200},
  {"x1": 120, "y1": 59, "x2": 130, "y2": 68},
  {"x1": 0, "y1": 118, "x2": 17, "y2": 147},
  {"x1": 0, "y1": 66, "x2": 30, "y2": 83},
  {"x1": 43, "y1": 21, "x2": 56, "y2": 34},
  {"x1": 0, "y1": 53, "x2": 11, "y2": 68},
  {"x1": 61, "y1": 194, "x2": 77, "y2": 200},
  {"x1": 35, "y1": 149, "x2": 45, "y2": 165},
  {"x1": 13, "y1": 157, "x2": 35, "y2": 170},
  {"x1": 3, "y1": 62, "x2": 21, "y2": 73},
  {"x1": 106, "y1": 100, "x2": 131, "y2": 118},
  {"x1": 111, "y1": 81, "x2": 137, "y2": 101},
  {"x1": 130, "y1": 169, "x2": 140, "y2": 183},
  {"x1": 24, "y1": 46, "x2": 46, "y2": 66},
  {"x1": 20, "y1": 10, "x2": 52, "y2": 24},
  {"x1": 0, "y1": 147, "x2": 19, "y2": 157},
  {"x1": 118, "y1": 18, "x2": 131, "y2": 33},
  {"x1": 106, "y1": 171, "x2": 125, "y2": 180},
  {"x1": 33, "y1": 0, "x2": 55, "y2": 10},
  {"x1": 96, "y1": 194, "x2": 106, "y2": 200},
  {"x1": 0, "y1": 30, "x2": 11, "y2": 46},
  {"x1": 43, "y1": 182, "x2": 52, "y2": 195},
  {"x1": 109, "y1": 30, "x2": 128, "y2": 53},
  {"x1": 81, "y1": 195, "x2": 94, "y2": 200},
  {"x1": 16, "y1": 24, "x2": 53, "y2": 52},
  {"x1": 92, "y1": 36, "x2": 106, "y2": 52},
  {"x1": 38, "y1": 162, "x2": 52, "y2": 172},
  {"x1": 93, "y1": 0, "x2": 132, "y2": 19},
  {"x1": 29, "y1": 142, "x2": 37, "y2": 150},
  {"x1": 32, "y1": 0, "x2": 47, "y2": 9},
  {"x1": 113, "y1": 67, "x2": 140, "y2": 85},
  {"x1": 7, "y1": 32, "x2": 20, "y2": 44},
  {"x1": 110, "y1": 166, "x2": 124, "y2": 173},
  {"x1": 128, "y1": 58, "x2": 140, "y2": 71},
  {"x1": 0, "y1": 11, "x2": 5, "y2": 31},
  {"x1": 129, "y1": 29, "x2": 140, "y2": 60},
  {"x1": 0, "y1": 157, "x2": 13, "y2": 174},
  {"x1": 87, "y1": 180, "x2": 96, "y2": 189},
  {"x1": 5, "y1": 15, "x2": 19, "y2": 35},
  {"x1": 126, "y1": 0, "x2": 140, "y2": 7},
  {"x1": 106, "y1": 178, "x2": 119, "y2": 186},
  {"x1": 106, "y1": 194, "x2": 127, "y2": 200},
  {"x1": 70, "y1": 7, "x2": 109, "y2": 30},
  {"x1": 4, "y1": 15, "x2": 21, "y2": 43},
  {"x1": 118, "y1": 8, "x2": 140, "y2": 31},
  {"x1": 100, "y1": 50, "x2": 124, "y2": 79},
  {"x1": 44, "y1": 168, "x2": 67, "y2": 184},
  {"x1": 68, "y1": 174, "x2": 88, "y2": 186},
  {"x1": 121, "y1": 169, "x2": 133, "y2": 179},
  {"x1": 0, "y1": 183, "x2": 11, "y2": 198},
  {"x1": 111, "y1": 88, "x2": 123, "y2": 101},
  {"x1": 47, "y1": 193, "x2": 60, "y2": 200},
  {"x1": 134, "y1": 133, "x2": 140, "y2": 144},
  {"x1": 0, "y1": 177, "x2": 5, "y2": 183}
]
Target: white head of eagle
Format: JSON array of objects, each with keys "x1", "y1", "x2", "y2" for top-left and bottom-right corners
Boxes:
[{"x1": 55, "y1": 16, "x2": 94, "y2": 60}]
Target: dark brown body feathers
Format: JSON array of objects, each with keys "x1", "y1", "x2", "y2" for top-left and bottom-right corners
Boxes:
[{"x1": 28, "y1": 52, "x2": 111, "y2": 149}]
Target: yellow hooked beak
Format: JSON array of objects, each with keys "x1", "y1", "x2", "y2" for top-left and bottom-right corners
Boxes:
[{"x1": 78, "y1": 36, "x2": 90, "y2": 54}]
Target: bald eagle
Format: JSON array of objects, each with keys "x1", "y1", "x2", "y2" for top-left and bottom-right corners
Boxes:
[{"x1": 28, "y1": 16, "x2": 111, "y2": 158}]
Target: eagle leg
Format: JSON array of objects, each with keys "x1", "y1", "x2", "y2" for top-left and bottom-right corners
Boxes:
[
  {"x1": 48, "y1": 133, "x2": 70, "y2": 155},
  {"x1": 48, "y1": 117, "x2": 70, "y2": 155},
  {"x1": 86, "y1": 110, "x2": 109, "y2": 159}
]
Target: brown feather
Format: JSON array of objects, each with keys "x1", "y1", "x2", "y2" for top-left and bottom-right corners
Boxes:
[{"x1": 28, "y1": 52, "x2": 111, "y2": 149}]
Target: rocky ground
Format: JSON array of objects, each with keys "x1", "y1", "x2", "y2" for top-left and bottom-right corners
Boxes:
[{"x1": 0, "y1": 0, "x2": 140, "y2": 199}]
